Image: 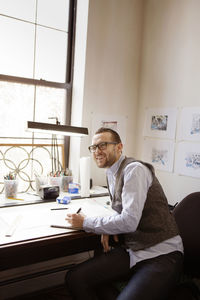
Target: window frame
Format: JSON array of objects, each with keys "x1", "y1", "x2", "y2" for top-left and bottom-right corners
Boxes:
[{"x1": 0, "y1": 0, "x2": 77, "y2": 165}]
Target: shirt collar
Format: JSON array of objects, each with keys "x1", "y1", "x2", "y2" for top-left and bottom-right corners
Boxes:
[{"x1": 106, "y1": 155, "x2": 125, "y2": 177}]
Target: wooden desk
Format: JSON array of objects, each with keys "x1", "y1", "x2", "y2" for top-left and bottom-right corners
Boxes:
[
  {"x1": 0, "y1": 196, "x2": 113, "y2": 299},
  {"x1": 0, "y1": 230, "x2": 101, "y2": 272},
  {"x1": 0, "y1": 196, "x2": 113, "y2": 271},
  {"x1": 0, "y1": 196, "x2": 113, "y2": 298}
]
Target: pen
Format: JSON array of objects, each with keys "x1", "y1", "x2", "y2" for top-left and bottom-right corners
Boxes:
[
  {"x1": 51, "y1": 208, "x2": 69, "y2": 211},
  {"x1": 76, "y1": 207, "x2": 82, "y2": 214}
]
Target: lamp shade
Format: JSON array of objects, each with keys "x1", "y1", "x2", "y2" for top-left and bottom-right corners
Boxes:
[{"x1": 27, "y1": 121, "x2": 88, "y2": 137}]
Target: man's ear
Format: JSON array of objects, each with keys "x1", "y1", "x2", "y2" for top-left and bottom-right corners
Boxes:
[{"x1": 117, "y1": 143, "x2": 123, "y2": 153}]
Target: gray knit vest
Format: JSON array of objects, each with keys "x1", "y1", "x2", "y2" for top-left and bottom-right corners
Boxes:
[{"x1": 107, "y1": 157, "x2": 179, "y2": 251}]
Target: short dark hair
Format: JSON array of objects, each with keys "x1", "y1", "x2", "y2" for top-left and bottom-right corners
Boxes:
[{"x1": 95, "y1": 127, "x2": 122, "y2": 143}]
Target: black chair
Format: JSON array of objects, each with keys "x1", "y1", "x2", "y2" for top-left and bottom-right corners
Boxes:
[
  {"x1": 116, "y1": 192, "x2": 200, "y2": 299},
  {"x1": 168, "y1": 192, "x2": 200, "y2": 299}
]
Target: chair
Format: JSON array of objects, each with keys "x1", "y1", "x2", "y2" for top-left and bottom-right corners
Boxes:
[
  {"x1": 116, "y1": 192, "x2": 200, "y2": 299},
  {"x1": 168, "y1": 192, "x2": 200, "y2": 299}
]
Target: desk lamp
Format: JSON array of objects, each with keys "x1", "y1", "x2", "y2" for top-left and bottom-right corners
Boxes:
[
  {"x1": 27, "y1": 118, "x2": 88, "y2": 176},
  {"x1": 27, "y1": 120, "x2": 88, "y2": 137}
]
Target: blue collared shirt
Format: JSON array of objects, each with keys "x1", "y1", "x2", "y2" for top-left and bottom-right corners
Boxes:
[{"x1": 83, "y1": 155, "x2": 183, "y2": 267}]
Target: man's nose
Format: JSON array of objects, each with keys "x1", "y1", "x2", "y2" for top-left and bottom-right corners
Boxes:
[{"x1": 94, "y1": 146, "x2": 102, "y2": 154}]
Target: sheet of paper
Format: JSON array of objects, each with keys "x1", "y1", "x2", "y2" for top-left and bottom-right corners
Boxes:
[
  {"x1": 143, "y1": 107, "x2": 177, "y2": 139},
  {"x1": 142, "y1": 137, "x2": 175, "y2": 172},
  {"x1": 50, "y1": 198, "x2": 115, "y2": 228},
  {"x1": 178, "y1": 107, "x2": 200, "y2": 141},
  {"x1": 175, "y1": 141, "x2": 200, "y2": 178},
  {"x1": 0, "y1": 196, "x2": 114, "y2": 245}
]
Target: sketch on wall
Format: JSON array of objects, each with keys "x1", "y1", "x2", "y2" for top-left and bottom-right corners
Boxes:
[
  {"x1": 178, "y1": 107, "x2": 200, "y2": 141},
  {"x1": 91, "y1": 113, "x2": 127, "y2": 144},
  {"x1": 142, "y1": 138, "x2": 175, "y2": 172},
  {"x1": 143, "y1": 108, "x2": 177, "y2": 139},
  {"x1": 100, "y1": 120, "x2": 118, "y2": 131},
  {"x1": 151, "y1": 115, "x2": 168, "y2": 131},
  {"x1": 175, "y1": 142, "x2": 200, "y2": 178}
]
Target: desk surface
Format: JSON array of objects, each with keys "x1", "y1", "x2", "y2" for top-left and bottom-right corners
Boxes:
[{"x1": 0, "y1": 195, "x2": 113, "y2": 272}]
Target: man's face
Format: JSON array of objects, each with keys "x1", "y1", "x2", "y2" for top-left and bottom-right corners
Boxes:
[{"x1": 91, "y1": 132, "x2": 123, "y2": 168}]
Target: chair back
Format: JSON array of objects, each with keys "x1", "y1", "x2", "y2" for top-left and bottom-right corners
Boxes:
[{"x1": 173, "y1": 192, "x2": 200, "y2": 278}]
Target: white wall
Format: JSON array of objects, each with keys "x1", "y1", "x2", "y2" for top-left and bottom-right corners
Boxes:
[
  {"x1": 70, "y1": 0, "x2": 144, "y2": 185},
  {"x1": 137, "y1": 0, "x2": 200, "y2": 204},
  {"x1": 71, "y1": 0, "x2": 200, "y2": 204}
]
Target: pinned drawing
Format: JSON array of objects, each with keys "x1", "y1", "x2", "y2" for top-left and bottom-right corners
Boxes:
[
  {"x1": 91, "y1": 113, "x2": 127, "y2": 144},
  {"x1": 100, "y1": 120, "x2": 118, "y2": 131},
  {"x1": 175, "y1": 142, "x2": 200, "y2": 178},
  {"x1": 190, "y1": 113, "x2": 200, "y2": 135},
  {"x1": 185, "y1": 152, "x2": 200, "y2": 170},
  {"x1": 178, "y1": 107, "x2": 200, "y2": 141},
  {"x1": 151, "y1": 115, "x2": 168, "y2": 131},
  {"x1": 143, "y1": 108, "x2": 177, "y2": 139},
  {"x1": 142, "y1": 138, "x2": 174, "y2": 172},
  {"x1": 152, "y1": 148, "x2": 168, "y2": 166}
]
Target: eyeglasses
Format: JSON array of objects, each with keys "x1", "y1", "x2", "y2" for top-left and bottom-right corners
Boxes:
[{"x1": 88, "y1": 142, "x2": 118, "y2": 153}]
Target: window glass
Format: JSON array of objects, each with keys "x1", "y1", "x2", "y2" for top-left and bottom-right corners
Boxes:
[
  {"x1": 0, "y1": 16, "x2": 35, "y2": 78},
  {"x1": 34, "y1": 86, "x2": 66, "y2": 139},
  {"x1": 0, "y1": 81, "x2": 34, "y2": 138},
  {"x1": 35, "y1": 26, "x2": 68, "y2": 82},
  {"x1": 37, "y1": 0, "x2": 69, "y2": 31},
  {"x1": 0, "y1": 0, "x2": 36, "y2": 22},
  {"x1": 0, "y1": 0, "x2": 74, "y2": 196}
]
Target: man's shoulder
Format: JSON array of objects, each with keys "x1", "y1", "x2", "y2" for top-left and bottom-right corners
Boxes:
[{"x1": 123, "y1": 158, "x2": 153, "y2": 181}]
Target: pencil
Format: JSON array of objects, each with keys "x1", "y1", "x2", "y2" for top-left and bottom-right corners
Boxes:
[
  {"x1": 8, "y1": 198, "x2": 24, "y2": 200},
  {"x1": 50, "y1": 225, "x2": 81, "y2": 230},
  {"x1": 51, "y1": 208, "x2": 69, "y2": 211}
]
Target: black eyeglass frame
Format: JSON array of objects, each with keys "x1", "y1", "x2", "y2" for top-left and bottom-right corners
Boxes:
[{"x1": 88, "y1": 142, "x2": 118, "y2": 153}]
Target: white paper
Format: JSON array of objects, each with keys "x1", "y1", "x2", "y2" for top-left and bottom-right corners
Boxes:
[
  {"x1": 80, "y1": 156, "x2": 91, "y2": 197},
  {"x1": 175, "y1": 141, "x2": 200, "y2": 178},
  {"x1": 91, "y1": 113, "x2": 127, "y2": 144},
  {"x1": 178, "y1": 107, "x2": 200, "y2": 141},
  {"x1": 142, "y1": 138, "x2": 175, "y2": 172},
  {"x1": 0, "y1": 197, "x2": 114, "y2": 245},
  {"x1": 143, "y1": 108, "x2": 177, "y2": 139}
]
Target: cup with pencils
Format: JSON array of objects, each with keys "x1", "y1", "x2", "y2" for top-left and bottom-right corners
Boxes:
[
  {"x1": 35, "y1": 173, "x2": 48, "y2": 194},
  {"x1": 61, "y1": 168, "x2": 73, "y2": 192},
  {"x1": 4, "y1": 172, "x2": 18, "y2": 198},
  {"x1": 49, "y1": 171, "x2": 62, "y2": 190}
]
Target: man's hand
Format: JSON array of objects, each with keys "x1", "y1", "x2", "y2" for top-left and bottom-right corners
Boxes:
[
  {"x1": 65, "y1": 213, "x2": 85, "y2": 229},
  {"x1": 101, "y1": 234, "x2": 119, "y2": 252}
]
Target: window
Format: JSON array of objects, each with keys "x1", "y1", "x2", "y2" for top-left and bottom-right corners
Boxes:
[{"x1": 0, "y1": 0, "x2": 76, "y2": 192}]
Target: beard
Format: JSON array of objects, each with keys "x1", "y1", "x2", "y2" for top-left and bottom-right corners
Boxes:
[{"x1": 94, "y1": 152, "x2": 117, "y2": 168}]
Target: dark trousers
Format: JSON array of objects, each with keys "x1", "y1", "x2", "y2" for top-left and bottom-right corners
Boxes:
[{"x1": 65, "y1": 248, "x2": 183, "y2": 300}]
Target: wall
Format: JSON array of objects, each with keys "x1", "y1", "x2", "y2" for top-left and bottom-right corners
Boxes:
[
  {"x1": 70, "y1": 0, "x2": 144, "y2": 185},
  {"x1": 71, "y1": 0, "x2": 200, "y2": 204},
  {"x1": 136, "y1": 0, "x2": 200, "y2": 204}
]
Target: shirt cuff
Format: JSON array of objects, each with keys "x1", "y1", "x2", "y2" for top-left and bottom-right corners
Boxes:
[{"x1": 83, "y1": 217, "x2": 95, "y2": 233}]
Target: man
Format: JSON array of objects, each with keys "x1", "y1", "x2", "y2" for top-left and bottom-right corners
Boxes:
[{"x1": 65, "y1": 127, "x2": 183, "y2": 300}]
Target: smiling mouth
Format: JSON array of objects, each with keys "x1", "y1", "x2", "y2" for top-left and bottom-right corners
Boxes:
[
  {"x1": 96, "y1": 156, "x2": 104, "y2": 161},
  {"x1": 96, "y1": 156, "x2": 104, "y2": 163}
]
